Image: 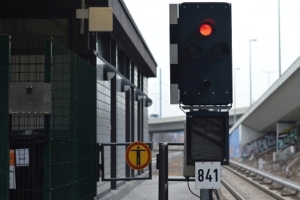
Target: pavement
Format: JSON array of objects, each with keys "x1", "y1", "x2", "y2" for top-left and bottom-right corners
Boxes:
[
  {"x1": 120, "y1": 176, "x2": 201, "y2": 200},
  {"x1": 98, "y1": 152, "x2": 225, "y2": 200},
  {"x1": 98, "y1": 173, "x2": 214, "y2": 200}
]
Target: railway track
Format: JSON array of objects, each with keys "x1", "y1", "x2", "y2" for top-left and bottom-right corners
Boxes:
[
  {"x1": 151, "y1": 150, "x2": 300, "y2": 199},
  {"x1": 221, "y1": 178, "x2": 246, "y2": 200},
  {"x1": 221, "y1": 160, "x2": 300, "y2": 200}
]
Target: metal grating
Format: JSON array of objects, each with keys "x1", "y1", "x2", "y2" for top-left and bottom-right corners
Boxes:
[
  {"x1": 10, "y1": 114, "x2": 45, "y2": 200},
  {"x1": 3, "y1": 37, "x2": 97, "y2": 200},
  {"x1": 9, "y1": 36, "x2": 48, "y2": 200},
  {"x1": 10, "y1": 36, "x2": 46, "y2": 83}
]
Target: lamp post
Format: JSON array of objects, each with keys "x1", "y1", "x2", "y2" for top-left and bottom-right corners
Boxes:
[
  {"x1": 263, "y1": 71, "x2": 275, "y2": 88},
  {"x1": 278, "y1": 0, "x2": 282, "y2": 77},
  {"x1": 249, "y1": 39, "x2": 257, "y2": 106},
  {"x1": 234, "y1": 68, "x2": 240, "y2": 124}
]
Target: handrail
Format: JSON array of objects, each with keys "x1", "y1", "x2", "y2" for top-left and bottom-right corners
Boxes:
[{"x1": 230, "y1": 160, "x2": 300, "y2": 191}]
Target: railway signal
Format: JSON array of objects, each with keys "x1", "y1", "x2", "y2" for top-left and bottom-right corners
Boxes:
[
  {"x1": 178, "y1": 2, "x2": 232, "y2": 106},
  {"x1": 168, "y1": 3, "x2": 232, "y2": 198}
]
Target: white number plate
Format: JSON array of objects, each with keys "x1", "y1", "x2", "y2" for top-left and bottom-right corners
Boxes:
[{"x1": 195, "y1": 162, "x2": 221, "y2": 189}]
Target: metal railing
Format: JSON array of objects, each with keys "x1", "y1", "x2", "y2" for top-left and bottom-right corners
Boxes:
[{"x1": 157, "y1": 143, "x2": 196, "y2": 200}]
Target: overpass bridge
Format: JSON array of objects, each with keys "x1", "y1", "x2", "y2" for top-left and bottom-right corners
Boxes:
[
  {"x1": 148, "y1": 56, "x2": 300, "y2": 160},
  {"x1": 148, "y1": 107, "x2": 248, "y2": 134}
]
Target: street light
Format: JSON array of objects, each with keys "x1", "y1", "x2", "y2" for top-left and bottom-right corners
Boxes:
[
  {"x1": 263, "y1": 71, "x2": 275, "y2": 88},
  {"x1": 278, "y1": 0, "x2": 282, "y2": 77},
  {"x1": 234, "y1": 68, "x2": 240, "y2": 124},
  {"x1": 249, "y1": 39, "x2": 257, "y2": 106}
]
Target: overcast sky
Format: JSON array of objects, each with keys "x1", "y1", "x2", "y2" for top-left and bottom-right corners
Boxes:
[{"x1": 123, "y1": 0, "x2": 300, "y2": 117}]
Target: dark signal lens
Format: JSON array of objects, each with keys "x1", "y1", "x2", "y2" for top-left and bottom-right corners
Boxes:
[
  {"x1": 202, "y1": 80, "x2": 211, "y2": 90},
  {"x1": 210, "y1": 42, "x2": 230, "y2": 59},
  {"x1": 184, "y1": 41, "x2": 204, "y2": 59},
  {"x1": 199, "y1": 23, "x2": 213, "y2": 36}
]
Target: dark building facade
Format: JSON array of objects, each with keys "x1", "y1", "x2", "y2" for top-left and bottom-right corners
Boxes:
[{"x1": 0, "y1": 0, "x2": 156, "y2": 199}]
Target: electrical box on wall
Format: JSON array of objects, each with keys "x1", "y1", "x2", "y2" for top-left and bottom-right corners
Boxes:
[
  {"x1": 89, "y1": 7, "x2": 113, "y2": 32},
  {"x1": 9, "y1": 83, "x2": 52, "y2": 114}
]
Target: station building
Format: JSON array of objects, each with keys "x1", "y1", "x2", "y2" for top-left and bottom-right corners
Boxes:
[{"x1": 0, "y1": 0, "x2": 157, "y2": 199}]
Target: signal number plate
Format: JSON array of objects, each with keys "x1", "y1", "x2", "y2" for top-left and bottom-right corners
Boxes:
[{"x1": 195, "y1": 162, "x2": 221, "y2": 189}]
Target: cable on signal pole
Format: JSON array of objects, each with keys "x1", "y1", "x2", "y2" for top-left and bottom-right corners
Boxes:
[{"x1": 187, "y1": 178, "x2": 201, "y2": 198}]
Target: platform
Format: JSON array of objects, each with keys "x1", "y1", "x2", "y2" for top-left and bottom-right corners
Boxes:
[{"x1": 98, "y1": 174, "x2": 225, "y2": 200}]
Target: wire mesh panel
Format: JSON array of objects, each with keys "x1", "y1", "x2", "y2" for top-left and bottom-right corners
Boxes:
[
  {"x1": 73, "y1": 56, "x2": 97, "y2": 199},
  {"x1": 10, "y1": 36, "x2": 46, "y2": 83},
  {"x1": 9, "y1": 36, "x2": 47, "y2": 200},
  {"x1": 10, "y1": 115, "x2": 45, "y2": 200},
  {"x1": 0, "y1": 35, "x2": 10, "y2": 200},
  {"x1": 49, "y1": 38, "x2": 97, "y2": 199},
  {"x1": 7, "y1": 37, "x2": 97, "y2": 200},
  {"x1": 48, "y1": 37, "x2": 74, "y2": 199}
]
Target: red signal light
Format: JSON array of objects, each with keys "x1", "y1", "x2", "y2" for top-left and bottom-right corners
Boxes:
[{"x1": 199, "y1": 23, "x2": 213, "y2": 36}]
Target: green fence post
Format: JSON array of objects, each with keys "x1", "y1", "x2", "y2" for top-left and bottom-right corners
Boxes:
[
  {"x1": 43, "y1": 37, "x2": 53, "y2": 200},
  {"x1": 70, "y1": 50, "x2": 76, "y2": 200},
  {"x1": 0, "y1": 35, "x2": 11, "y2": 200}
]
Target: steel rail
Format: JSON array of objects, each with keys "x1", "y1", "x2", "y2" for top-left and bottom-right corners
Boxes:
[
  {"x1": 224, "y1": 165, "x2": 287, "y2": 200},
  {"x1": 230, "y1": 160, "x2": 300, "y2": 192},
  {"x1": 221, "y1": 178, "x2": 246, "y2": 200}
]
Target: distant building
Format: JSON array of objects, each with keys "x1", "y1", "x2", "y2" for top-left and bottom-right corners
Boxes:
[{"x1": 150, "y1": 114, "x2": 160, "y2": 118}]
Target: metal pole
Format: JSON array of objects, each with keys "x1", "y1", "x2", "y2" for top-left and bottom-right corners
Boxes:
[
  {"x1": 200, "y1": 189, "x2": 212, "y2": 200},
  {"x1": 151, "y1": 93, "x2": 158, "y2": 113},
  {"x1": 249, "y1": 40, "x2": 252, "y2": 106},
  {"x1": 158, "y1": 143, "x2": 168, "y2": 200},
  {"x1": 278, "y1": 0, "x2": 282, "y2": 77},
  {"x1": 159, "y1": 68, "x2": 162, "y2": 118},
  {"x1": 80, "y1": 0, "x2": 85, "y2": 34},
  {"x1": 249, "y1": 39, "x2": 257, "y2": 106},
  {"x1": 234, "y1": 68, "x2": 240, "y2": 124},
  {"x1": 263, "y1": 71, "x2": 274, "y2": 88}
]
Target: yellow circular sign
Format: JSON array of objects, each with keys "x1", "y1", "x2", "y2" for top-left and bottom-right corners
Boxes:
[{"x1": 126, "y1": 141, "x2": 151, "y2": 170}]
